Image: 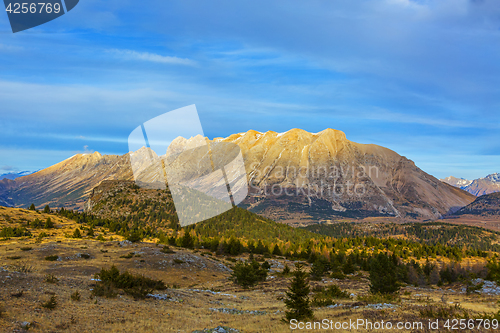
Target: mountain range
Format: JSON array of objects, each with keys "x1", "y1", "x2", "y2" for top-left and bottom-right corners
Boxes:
[
  {"x1": 440, "y1": 173, "x2": 500, "y2": 196},
  {"x1": 0, "y1": 170, "x2": 36, "y2": 180},
  {"x1": 0, "y1": 128, "x2": 475, "y2": 223}
]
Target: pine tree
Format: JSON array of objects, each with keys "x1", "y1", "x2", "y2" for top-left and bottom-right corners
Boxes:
[
  {"x1": 32, "y1": 218, "x2": 42, "y2": 228},
  {"x1": 44, "y1": 217, "x2": 54, "y2": 229},
  {"x1": 282, "y1": 263, "x2": 291, "y2": 276},
  {"x1": 29, "y1": 203, "x2": 36, "y2": 211},
  {"x1": 310, "y1": 258, "x2": 327, "y2": 281},
  {"x1": 272, "y1": 244, "x2": 282, "y2": 256},
  {"x1": 284, "y1": 263, "x2": 313, "y2": 321},
  {"x1": 72, "y1": 228, "x2": 82, "y2": 238},
  {"x1": 87, "y1": 226, "x2": 94, "y2": 237},
  {"x1": 43, "y1": 205, "x2": 50, "y2": 214},
  {"x1": 369, "y1": 253, "x2": 400, "y2": 294},
  {"x1": 181, "y1": 230, "x2": 194, "y2": 249}
]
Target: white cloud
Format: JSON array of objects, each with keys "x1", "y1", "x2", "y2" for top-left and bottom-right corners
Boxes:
[{"x1": 108, "y1": 49, "x2": 197, "y2": 66}]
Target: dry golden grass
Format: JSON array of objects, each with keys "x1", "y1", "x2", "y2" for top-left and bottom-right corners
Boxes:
[{"x1": 1, "y1": 207, "x2": 499, "y2": 332}]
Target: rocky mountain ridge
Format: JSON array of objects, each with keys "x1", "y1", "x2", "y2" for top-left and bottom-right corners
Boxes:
[
  {"x1": 441, "y1": 173, "x2": 500, "y2": 196},
  {"x1": 0, "y1": 128, "x2": 475, "y2": 222}
]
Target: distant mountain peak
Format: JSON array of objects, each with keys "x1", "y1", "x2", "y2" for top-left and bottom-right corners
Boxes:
[
  {"x1": 442, "y1": 173, "x2": 500, "y2": 197},
  {"x1": 485, "y1": 173, "x2": 500, "y2": 182},
  {"x1": 0, "y1": 170, "x2": 37, "y2": 180},
  {"x1": 440, "y1": 176, "x2": 472, "y2": 189}
]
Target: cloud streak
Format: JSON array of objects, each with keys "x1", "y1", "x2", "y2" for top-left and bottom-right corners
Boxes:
[{"x1": 108, "y1": 49, "x2": 197, "y2": 66}]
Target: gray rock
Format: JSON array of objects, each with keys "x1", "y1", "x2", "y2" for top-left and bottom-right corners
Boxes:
[{"x1": 191, "y1": 326, "x2": 240, "y2": 333}]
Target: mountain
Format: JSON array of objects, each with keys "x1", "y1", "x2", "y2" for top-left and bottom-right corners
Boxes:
[
  {"x1": 0, "y1": 170, "x2": 36, "y2": 180},
  {"x1": 440, "y1": 176, "x2": 472, "y2": 189},
  {"x1": 2, "y1": 152, "x2": 133, "y2": 210},
  {"x1": 85, "y1": 179, "x2": 317, "y2": 245},
  {"x1": 218, "y1": 129, "x2": 474, "y2": 222},
  {"x1": 442, "y1": 173, "x2": 500, "y2": 196},
  {"x1": 0, "y1": 128, "x2": 475, "y2": 222},
  {"x1": 453, "y1": 191, "x2": 500, "y2": 217}
]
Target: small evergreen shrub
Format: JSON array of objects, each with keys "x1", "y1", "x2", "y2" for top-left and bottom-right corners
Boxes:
[
  {"x1": 93, "y1": 265, "x2": 166, "y2": 299},
  {"x1": 7, "y1": 256, "x2": 22, "y2": 260},
  {"x1": 311, "y1": 284, "x2": 351, "y2": 307},
  {"x1": 44, "y1": 217, "x2": 54, "y2": 229},
  {"x1": 70, "y1": 291, "x2": 81, "y2": 301},
  {"x1": 45, "y1": 255, "x2": 59, "y2": 261},
  {"x1": 282, "y1": 264, "x2": 291, "y2": 276},
  {"x1": 230, "y1": 259, "x2": 268, "y2": 288},
  {"x1": 160, "y1": 245, "x2": 175, "y2": 254},
  {"x1": 45, "y1": 274, "x2": 59, "y2": 284},
  {"x1": 41, "y1": 295, "x2": 57, "y2": 310},
  {"x1": 72, "y1": 228, "x2": 82, "y2": 238}
]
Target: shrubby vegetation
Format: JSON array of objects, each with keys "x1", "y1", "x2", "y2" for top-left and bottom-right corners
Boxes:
[
  {"x1": 21, "y1": 189, "x2": 500, "y2": 300},
  {"x1": 305, "y1": 221, "x2": 500, "y2": 253},
  {"x1": 0, "y1": 226, "x2": 31, "y2": 238},
  {"x1": 230, "y1": 259, "x2": 269, "y2": 288},
  {"x1": 311, "y1": 284, "x2": 351, "y2": 307},
  {"x1": 93, "y1": 265, "x2": 166, "y2": 299},
  {"x1": 41, "y1": 295, "x2": 57, "y2": 310}
]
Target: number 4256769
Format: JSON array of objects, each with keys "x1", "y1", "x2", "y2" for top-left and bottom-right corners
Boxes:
[{"x1": 5, "y1": 3, "x2": 62, "y2": 14}]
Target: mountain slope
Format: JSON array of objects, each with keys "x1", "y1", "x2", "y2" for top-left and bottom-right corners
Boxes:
[
  {"x1": 216, "y1": 129, "x2": 474, "y2": 221},
  {"x1": 6, "y1": 152, "x2": 133, "y2": 210},
  {"x1": 0, "y1": 128, "x2": 475, "y2": 221},
  {"x1": 453, "y1": 192, "x2": 500, "y2": 216}
]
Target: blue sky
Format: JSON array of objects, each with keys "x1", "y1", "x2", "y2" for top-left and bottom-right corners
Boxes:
[{"x1": 0, "y1": 0, "x2": 499, "y2": 179}]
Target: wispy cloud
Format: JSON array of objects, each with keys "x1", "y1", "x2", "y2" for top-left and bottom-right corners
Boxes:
[
  {"x1": 108, "y1": 49, "x2": 197, "y2": 66},
  {"x1": 0, "y1": 43, "x2": 23, "y2": 52}
]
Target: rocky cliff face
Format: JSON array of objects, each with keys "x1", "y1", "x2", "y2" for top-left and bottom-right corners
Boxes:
[
  {"x1": 213, "y1": 129, "x2": 474, "y2": 221},
  {"x1": 0, "y1": 128, "x2": 475, "y2": 222}
]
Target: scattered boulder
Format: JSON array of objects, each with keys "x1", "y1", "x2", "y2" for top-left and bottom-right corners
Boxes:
[{"x1": 192, "y1": 326, "x2": 240, "y2": 333}]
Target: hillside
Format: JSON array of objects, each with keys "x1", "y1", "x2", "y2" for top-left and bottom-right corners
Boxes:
[
  {"x1": 1, "y1": 201, "x2": 500, "y2": 332},
  {"x1": 0, "y1": 206, "x2": 122, "y2": 242},
  {"x1": 85, "y1": 180, "x2": 317, "y2": 247},
  {"x1": 453, "y1": 192, "x2": 500, "y2": 217},
  {"x1": 303, "y1": 221, "x2": 500, "y2": 252}
]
